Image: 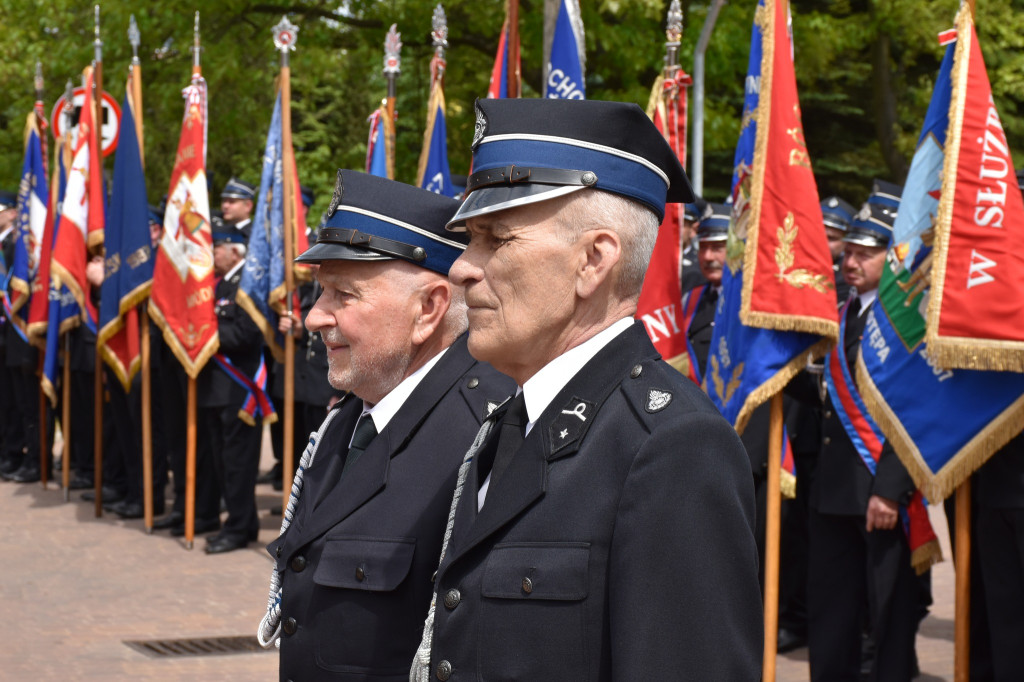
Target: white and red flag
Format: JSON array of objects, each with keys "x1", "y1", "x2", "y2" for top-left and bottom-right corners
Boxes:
[{"x1": 148, "y1": 74, "x2": 219, "y2": 377}]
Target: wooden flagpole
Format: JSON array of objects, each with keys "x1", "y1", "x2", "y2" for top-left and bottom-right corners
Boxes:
[
  {"x1": 128, "y1": 15, "x2": 155, "y2": 533},
  {"x1": 92, "y1": 4, "x2": 105, "y2": 519},
  {"x1": 274, "y1": 17, "x2": 299, "y2": 509},
  {"x1": 508, "y1": 0, "x2": 520, "y2": 97},
  {"x1": 954, "y1": 5, "x2": 975, "y2": 679},
  {"x1": 762, "y1": 391, "x2": 783, "y2": 682},
  {"x1": 184, "y1": 11, "x2": 203, "y2": 550}
]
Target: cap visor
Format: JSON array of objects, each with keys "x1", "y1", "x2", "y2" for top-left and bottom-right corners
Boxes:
[
  {"x1": 842, "y1": 233, "x2": 888, "y2": 248},
  {"x1": 295, "y1": 241, "x2": 395, "y2": 264},
  {"x1": 446, "y1": 184, "x2": 587, "y2": 231}
]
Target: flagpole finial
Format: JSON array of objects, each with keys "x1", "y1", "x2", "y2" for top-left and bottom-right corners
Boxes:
[
  {"x1": 94, "y1": 4, "x2": 103, "y2": 64},
  {"x1": 431, "y1": 4, "x2": 448, "y2": 80},
  {"x1": 383, "y1": 24, "x2": 402, "y2": 78},
  {"x1": 128, "y1": 14, "x2": 140, "y2": 64},
  {"x1": 63, "y1": 78, "x2": 75, "y2": 133},
  {"x1": 664, "y1": 0, "x2": 683, "y2": 74},
  {"x1": 34, "y1": 61, "x2": 44, "y2": 93},
  {"x1": 192, "y1": 12, "x2": 202, "y2": 71},
  {"x1": 273, "y1": 16, "x2": 299, "y2": 66}
]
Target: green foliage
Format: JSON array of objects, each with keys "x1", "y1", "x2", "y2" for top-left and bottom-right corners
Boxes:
[{"x1": 0, "y1": 0, "x2": 1022, "y2": 220}]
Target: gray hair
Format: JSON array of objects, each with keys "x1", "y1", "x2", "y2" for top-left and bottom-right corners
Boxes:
[{"x1": 556, "y1": 189, "x2": 660, "y2": 299}]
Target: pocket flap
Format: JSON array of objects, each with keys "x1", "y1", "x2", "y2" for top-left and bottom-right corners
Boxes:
[
  {"x1": 313, "y1": 536, "x2": 416, "y2": 592},
  {"x1": 481, "y1": 543, "x2": 590, "y2": 601}
]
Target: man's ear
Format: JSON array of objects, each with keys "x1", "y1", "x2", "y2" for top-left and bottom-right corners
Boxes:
[
  {"x1": 576, "y1": 229, "x2": 622, "y2": 299},
  {"x1": 411, "y1": 279, "x2": 451, "y2": 345}
]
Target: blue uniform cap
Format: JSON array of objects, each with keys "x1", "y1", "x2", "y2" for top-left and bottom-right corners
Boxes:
[
  {"x1": 846, "y1": 202, "x2": 895, "y2": 249},
  {"x1": 221, "y1": 177, "x2": 256, "y2": 201},
  {"x1": 684, "y1": 196, "x2": 707, "y2": 223},
  {"x1": 448, "y1": 99, "x2": 694, "y2": 229},
  {"x1": 296, "y1": 170, "x2": 466, "y2": 276},
  {"x1": 696, "y1": 202, "x2": 731, "y2": 242},
  {"x1": 820, "y1": 195, "x2": 854, "y2": 232}
]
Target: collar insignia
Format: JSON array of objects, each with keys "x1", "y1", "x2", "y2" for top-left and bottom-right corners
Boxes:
[{"x1": 645, "y1": 389, "x2": 673, "y2": 413}]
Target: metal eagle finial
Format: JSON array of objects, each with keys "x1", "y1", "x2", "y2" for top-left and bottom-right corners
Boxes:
[
  {"x1": 128, "y1": 14, "x2": 140, "y2": 64},
  {"x1": 63, "y1": 79, "x2": 75, "y2": 133},
  {"x1": 94, "y1": 5, "x2": 103, "y2": 64},
  {"x1": 666, "y1": 0, "x2": 683, "y2": 43},
  {"x1": 34, "y1": 62, "x2": 44, "y2": 93},
  {"x1": 192, "y1": 12, "x2": 201, "y2": 69}
]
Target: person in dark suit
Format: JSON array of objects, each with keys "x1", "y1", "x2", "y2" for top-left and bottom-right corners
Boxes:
[
  {"x1": 820, "y1": 194, "x2": 855, "y2": 303},
  {"x1": 794, "y1": 196, "x2": 921, "y2": 681},
  {"x1": 686, "y1": 201, "x2": 729, "y2": 376},
  {"x1": 258, "y1": 171, "x2": 515, "y2": 681},
  {"x1": 188, "y1": 224, "x2": 267, "y2": 552},
  {"x1": 680, "y1": 197, "x2": 708, "y2": 292},
  {"x1": 412, "y1": 99, "x2": 762, "y2": 681}
]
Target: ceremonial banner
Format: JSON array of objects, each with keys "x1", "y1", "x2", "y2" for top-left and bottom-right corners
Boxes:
[
  {"x1": 638, "y1": 67, "x2": 692, "y2": 374},
  {"x1": 7, "y1": 115, "x2": 49, "y2": 324},
  {"x1": 149, "y1": 74, "x2": 218, "y2": 378},
  {"x1": 858, "y1": 27, "x2": 1024, "y2": 504},
  {"x1": 238, "y1": 91, "x2": 311, "y2": 361},
  {"x1": 706, "y1": 0, "x2": 837, "y2": 432},
  {"x1": 38, "y1": 142, "x2": 82, "y2": 404},
  {"x1": 51, "y1": 67, "x2": 104, "y2": 327},
  {"x1": 365, "y1": 105, "x2": 394, "y2": 180},
  {"x1": 545, "y1": 0, "x2": 585, "y2": 100},
  {"x1": 487, "y1": 18, "x2": 512, "y2": 99},
  {"x1": 99, "y1": 86, "x2": 151, "y2": 389},
  {"x1": 416, "y1": 74, "x2": 455, "y2": 197},
  {"x1": 926, "y1": 8, "x2": 1024, "y2": 372}
]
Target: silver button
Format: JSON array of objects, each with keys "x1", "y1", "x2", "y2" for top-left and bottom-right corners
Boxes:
[
  {"x1": 443, "y1": 589, "x2": 461, "y2": 610},
  {"x1": 521, "y1": 577, "x2": 533, "y2": 594},
  {"x1": 436, "y1": 660, "x2": 452, "y2": 681},
  {"x1": 630, "y1": 364, "x2": 642, "y2": 379}
]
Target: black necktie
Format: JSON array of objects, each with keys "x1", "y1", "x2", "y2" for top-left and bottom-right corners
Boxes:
[
  {"x1": 343, "y1": 413, "x2": 377, "y2": 475},
  {"x1": 847, "y1": 297, "x2": 862, "y2": 321},
  {"x1": 477, "y1": 393, "x2": 528, "y2": 491}
]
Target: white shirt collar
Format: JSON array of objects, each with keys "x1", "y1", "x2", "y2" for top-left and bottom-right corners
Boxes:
[
  {"x1": 359, "y1": 347, "x2": 448, "y2": 436},
  {"x1": 520, "y1": 317, "x2": 634, "y2": 436},
  {"x1": 223, "y1": 258, "x2": 245, "y2": 282},
  {"x1": 856, "y1": 289, "x2": 877, "y2": 316}
]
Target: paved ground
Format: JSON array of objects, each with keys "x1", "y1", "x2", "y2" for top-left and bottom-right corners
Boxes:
[{"x1": 1, "y1": 434, "x2": 958, "y2": 680}]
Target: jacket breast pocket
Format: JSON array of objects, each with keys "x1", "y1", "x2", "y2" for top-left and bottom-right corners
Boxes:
[
  {"x1": 479, "y1": 542, "x2": 591, "y2": 682},
  {"x1": 312, "y1": 536, "x2": 420, "y2": 676}
]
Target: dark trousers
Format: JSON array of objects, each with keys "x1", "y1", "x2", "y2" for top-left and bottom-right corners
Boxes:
[
  {"x1": 977, "y1": 506, "x2": 1024, "y2": 680},
  {"x1": 8, "y1": 364, "x2": 40, "y2": 469},
  {"x1": 198, "y1": 406, "x2": 262, "y2": 540},
  {"x1": 159, "y1": 345, "x2": 188, "y2": 514},
  {"x1": 107, "y1": 371, "x2": 169, "y2": 508},
  {"x1": 68, "y1": 369, "x2": 96, "y2": 479},
  {"x1": 270, "y1": 401, "x2": 322, "y2": 475},
  {"x1": 808, "y1": 508, "x2": 918, "y2": 682}
]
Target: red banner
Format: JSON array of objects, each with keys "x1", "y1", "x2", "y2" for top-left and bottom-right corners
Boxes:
[
  {"x1": 50, "y1": 66, "x2": 103, "y2": 327},
  {"x1": 927, "y1": 8, "x2": 1024, "y2": 372},
  {"x1": 148, "y1": 76, "x2": 218, "y2": 378},
  {"x1": 638, "y1": 72, "x2": 691, "y2": 373},
  {"x1": 738, "y1": 0, "x2": 837, "y2": 339}
]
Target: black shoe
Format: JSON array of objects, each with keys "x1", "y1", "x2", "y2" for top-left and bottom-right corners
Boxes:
[
  {"x1": 80, "y1": 486, "x2": 125, "y2": 503},
  {"x1": 208, "y1": 527, "x2": 259, "y2": 544},
  {"x1": 256, "y1": 464, "x2": 282, "y2": 485},
  {"x1": 9, "y1": 466, "x2": 41, "y2": 483},
  {"x1": 205, "y1": 535, "x2": 249, "y2": 554},
  {"x1": 152, "y1": 511, "x2": 184, "y2": 530},
  {"x1": 111, "y1": 501, "x2": 166, "y2": 519},
  {"x1": 272, "y1": 477, "x2": 283, "y2": 491},
  {"x1": 776, "y1": 628, "x2": 807, "y2": 653},
  {"x1": 270, "y1": 505, "x2": 283, "y2": 515},
  {"x1": 170, "y1": 518, "x2": 221, "y2": 537},
  {"x1": 68, "y1": 475, "x2": 94, "y2": 490},
  {"x1": 0, "y1": 458, "x2": 22, "y2": 477}
]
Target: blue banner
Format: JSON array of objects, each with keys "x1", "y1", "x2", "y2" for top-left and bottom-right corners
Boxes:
[
  {"x1": 704, "y1": 0, "x2": 825, "y2": 433},
  {"x1": 237, "y1": 92, "x2": 287, "y2": 361},
  {"x1": 7, "y1": 122, "x2": 49, "y2": 323},
  {"x1": 366, "y1": 108, "x2": 390, "y2": 178},
  {"x1": 545, "y1": 0, "x2": 585, "y2": 100},
  {"x1": 858, "y1": 41, "x2": 1024, "y2": 503},
  {"x1": 418, "y1": 84, "x2": 455, "y2": 197}
]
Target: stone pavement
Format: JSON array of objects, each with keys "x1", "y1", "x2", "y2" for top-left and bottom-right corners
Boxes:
[{"x1": 1, "y1": 436, "x2": 958, "y2": 680}]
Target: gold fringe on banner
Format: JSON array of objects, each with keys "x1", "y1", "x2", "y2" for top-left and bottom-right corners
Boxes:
[
  {"x1": 780, "y1": 469, "x2": 796, "y2": 500},
  {"x1": 856, "y1": 349, "x2": 1024, "y2": 504},
  {"x1": 146, "y1": 300, "x2": 219, "y2": 380}
]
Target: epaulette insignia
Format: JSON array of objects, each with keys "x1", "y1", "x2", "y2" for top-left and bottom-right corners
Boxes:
[
  {"x1": 548, "y1": 395, "x2": 594, "y2": 455},
  {"x1": 484, "y1": 400, "x2": 500, "y2": 418},
  {"x1": 645, "y1": 389, "x2": 673, "y2": 413}
]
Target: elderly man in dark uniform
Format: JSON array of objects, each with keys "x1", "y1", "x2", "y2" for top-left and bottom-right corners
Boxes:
[
  {"x1": 412, "y1": 99, "x2": 762, "y2": 681},
  {"x1": 258, "y1": 171, "x2": 514, "y2": 681},
  {"x1": 680, "y1": 197, "x2": 707, "y2": 292},
  {"x1": 684, "y1": 201, "x2": 729, "y2": 377}
]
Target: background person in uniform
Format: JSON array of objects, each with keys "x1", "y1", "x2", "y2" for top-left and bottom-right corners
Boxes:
[
  {"x1": 414, "y1": 98, "x2": 762, "y2": 681},
  {"x1": 260, "y1": 171, "x2": 514, "y2": 681},
  {"x1": 686, "y1": 201, "x2": 729, "y2": 369},
  {"x1": 680, "y1": 196, "x2": 707, "y2": 292},
  {"x1": 190, "y1": 224, "x2": 266, "y2": 552},
  {"x1": 820, "y1": 194, "x2": 855, "y2": 302},
  {"x1": 220, "y1": 177, "x2": 255, "y2": 235}
]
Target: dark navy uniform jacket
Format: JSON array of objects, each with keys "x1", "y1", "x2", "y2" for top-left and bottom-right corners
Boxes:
[
  {"x1": 197, "y1": 266, "x2": 263, "y2": 409},
  {"x1": 428, "y1": 323, "x2": 763, "y2": 681},
  {"x1": 267, "y1": 335, "x2": 514, "y2": 681}
]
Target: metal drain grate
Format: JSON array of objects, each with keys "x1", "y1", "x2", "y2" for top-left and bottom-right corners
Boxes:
[{"x1": 124, "y1": 635, "x2": 273, "y2": 658}]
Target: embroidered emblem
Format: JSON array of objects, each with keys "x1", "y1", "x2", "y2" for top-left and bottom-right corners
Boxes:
[
  {"x1": 471, "y1": 101, "x2": 487, "y2": 151},
  {"x1": 559, "y1": 428, "x2": 568, "y2": 440},
  {"x1": 646, "y1": 389, "x2": 673, "y2": 413},
  {"x1": 561, "y1": 402, "x2": 588, "y2": 422},
  {"x1": 548, "y1": 396, "x2": 594, "y2": 457},
  {"x1": 327, "y1": 169, "x2": 344, "y2": 218}
]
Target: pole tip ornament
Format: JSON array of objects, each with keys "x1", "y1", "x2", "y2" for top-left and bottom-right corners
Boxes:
[
  {"x1": 431, "y1": 5, "x2": 449, "y2": 51},
  {"x1": 34, "y1": 62, "x2": 43, "y2": 91},
  {"x1": 383, "y1": 24, "x2": 402, "y2": 77},
  {"x1": 666, "y1": 0, "x2": 683, "y2": 43},
  {"x1": 128, "y1": 14, "x2": 140, "y2": 59},
  {"x1": 273, "y1": 16, "x2": 299, "y2": 52}
]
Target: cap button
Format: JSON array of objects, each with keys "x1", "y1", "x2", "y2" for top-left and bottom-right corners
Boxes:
[
  {"x1": 581, "y1": 171, "x2": 598, "y2": 186},
  {"x1": 411, "y1": 247, "x2": 426, "y2": 261}
]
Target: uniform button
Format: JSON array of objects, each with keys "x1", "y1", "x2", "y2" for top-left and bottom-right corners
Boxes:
[
  {"x1": 467, "y1": 377, "x2": 479, "y2": 389},
  {"x1": 290, "y1": 555, "x2": 307, "y2": 572},
  {"x1": 521, "y1": 577, "x2": 533, "y2": 594},
  {"x1": 436, "y1": 660, "x2": 452, "y2": 681},
  {"x1": 282, "y1": 617, "x2": 297, "y2": 635},
  {"x1": 630, "y1": 364, "x2": 642, "y2": 378},
  {"x1": 443, "y1": 589, "x2": 461, "y2": 610},
  {"x1": 355, "y1": 566, "x2": 366, "y2": 581},
  {"x1": 823, "y1": 436, "x2": 831, "y2": 445},
  {"x1": 824, "y1": 410, "x2": 832, "y2": 419}
]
